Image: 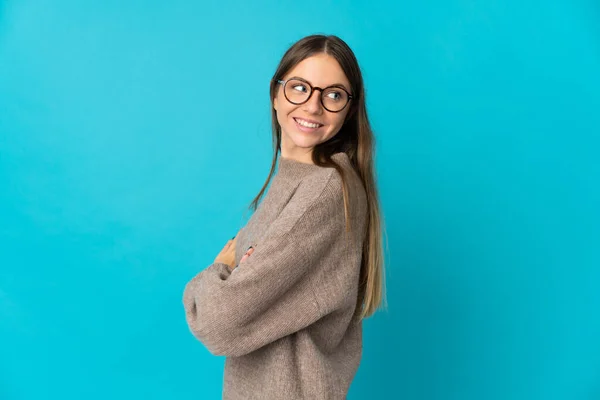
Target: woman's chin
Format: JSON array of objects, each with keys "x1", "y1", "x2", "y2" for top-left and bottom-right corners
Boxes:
[
  {"x1": 285, "y1": 131, "x2": 318, "y2": 146},
  {"x1": 292, "y1": 137, "x2": 320, "y2": 149}
]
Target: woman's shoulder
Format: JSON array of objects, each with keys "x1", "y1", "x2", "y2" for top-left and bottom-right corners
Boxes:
[
  {"x1": 294, "y1": 167, "x2": 340, "y2": 208},
  {"x1": 297, "y1": 154, "x2": 362, "y2": 208}
]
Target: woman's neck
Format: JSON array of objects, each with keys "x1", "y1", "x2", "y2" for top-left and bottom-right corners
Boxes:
[{"x1": 279, "y1": 147, "x2": 315, "y2": 165}]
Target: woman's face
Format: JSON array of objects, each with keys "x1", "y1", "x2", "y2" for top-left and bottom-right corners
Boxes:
[{"x1": 273, "y1": 53, "x2": 352, "y2": 163}]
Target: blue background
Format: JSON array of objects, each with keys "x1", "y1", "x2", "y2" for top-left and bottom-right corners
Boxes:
[{"x1": 1, "y1": 0, "x2": 599, "y2": 399}]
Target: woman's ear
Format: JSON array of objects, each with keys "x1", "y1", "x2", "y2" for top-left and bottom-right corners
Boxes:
[{"x1": 345, "y1": 105, "x2": 357, "y2": 122}]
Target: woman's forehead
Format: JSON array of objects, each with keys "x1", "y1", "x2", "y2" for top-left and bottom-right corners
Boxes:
[{"x1": 284, "y1": 54, "x2": 350, "y2": 88}]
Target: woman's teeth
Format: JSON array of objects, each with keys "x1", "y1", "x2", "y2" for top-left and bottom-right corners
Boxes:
[{"x1": 295, "y1": 118, "x2": 321, "y2": 128}]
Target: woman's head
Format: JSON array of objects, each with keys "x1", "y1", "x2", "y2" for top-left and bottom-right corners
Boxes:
[{"x1": 269, "y1": 34, "x2": 366, "y2": 164}]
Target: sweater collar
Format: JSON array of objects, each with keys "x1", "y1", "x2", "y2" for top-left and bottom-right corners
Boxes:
[{"x1": 276, "y1": 152, "x2": 351, "y2": 182}]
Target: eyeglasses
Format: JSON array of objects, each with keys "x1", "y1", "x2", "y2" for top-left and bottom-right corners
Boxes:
[{"x1": 275, "y1": 77, "x2": 353, "y2": 113}]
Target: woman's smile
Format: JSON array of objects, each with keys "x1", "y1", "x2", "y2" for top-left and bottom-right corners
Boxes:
[{"x1": 293, "y1": 117, "x2": 324, "y2": 132}]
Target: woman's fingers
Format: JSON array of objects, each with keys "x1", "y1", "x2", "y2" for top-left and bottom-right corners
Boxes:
[{"x1": 240, "y1": 247, "x2": 254, "y2": 263}]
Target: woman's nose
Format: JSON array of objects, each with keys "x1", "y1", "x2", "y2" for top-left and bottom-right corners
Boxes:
[{"x1": 303, "y1": 90, "x2": 323, "y2": 114}]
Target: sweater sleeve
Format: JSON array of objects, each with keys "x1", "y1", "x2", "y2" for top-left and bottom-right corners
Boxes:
[{"x1": 182, "y1": 173, "x2": 344, "y2": 357}]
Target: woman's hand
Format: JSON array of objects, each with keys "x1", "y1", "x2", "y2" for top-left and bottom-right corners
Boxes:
[
  {"x1": 240, "y1": 246, "x2": 254, "y2": 264},
  {"x1": 214, "y1": 231, "x2": 254, "y2": 269},
  {"x1": 214, "y1": 237, "x2": 237, "y2": 269}
]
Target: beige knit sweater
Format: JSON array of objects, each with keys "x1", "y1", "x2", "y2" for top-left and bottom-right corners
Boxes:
[{"x1": 182, "y1": 151, "x2": 368, "y2": 399}]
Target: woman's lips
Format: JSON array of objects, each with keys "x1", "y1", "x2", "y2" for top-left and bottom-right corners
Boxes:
[{"x1": 293, "y1": 117, "x2": 323, "y2": 132}]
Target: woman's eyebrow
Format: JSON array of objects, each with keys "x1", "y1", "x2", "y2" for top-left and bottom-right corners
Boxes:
[
  {"x1": 328, "y1": 82, "x2": 349, "y2": 90},
  {"x1": 291, "y1": 76, "x2": 349, "y2": 91}
]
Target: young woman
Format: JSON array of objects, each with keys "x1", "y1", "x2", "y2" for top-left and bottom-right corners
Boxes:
[{"x1": 183, "y1": 34, "x2": 386, "y2": 399}]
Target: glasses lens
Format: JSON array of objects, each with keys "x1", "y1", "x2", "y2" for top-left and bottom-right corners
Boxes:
[
  {"x1": 284, "y1": 79, "x2": 311, "y2": 104},
  {"x1": 322, "y1": 87, "x2": 349, "y2": 112}
]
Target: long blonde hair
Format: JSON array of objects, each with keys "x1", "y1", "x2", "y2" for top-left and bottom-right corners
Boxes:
[{"x1": 248, "y1": 34, "x2": 387, "y2": 319}]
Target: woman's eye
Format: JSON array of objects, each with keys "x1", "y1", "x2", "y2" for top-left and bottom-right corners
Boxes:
[
  {"x1": 292, "y1": 85, "x2": 307, "y2": 92},
  {"x1": 327, "y1": 91, "x2": 341, "y2": 101}
]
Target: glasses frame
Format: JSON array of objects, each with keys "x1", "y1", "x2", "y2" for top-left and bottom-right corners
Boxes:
[{"x1": 275, "y1": 77, "x2": 353, "y2": 113}]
